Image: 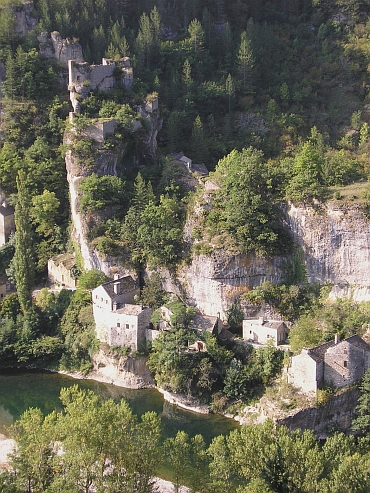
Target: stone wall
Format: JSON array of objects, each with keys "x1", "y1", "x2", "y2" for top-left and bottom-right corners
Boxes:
[
  {"x1": 324, "y1": 340, "x2": 370, "y2": 387},
  {"x1": 288, "y1": 351, "x2": 320, "y2": 395},
  {"x1": 0, "y1": 207, "x2": 14, "y2": 246}
]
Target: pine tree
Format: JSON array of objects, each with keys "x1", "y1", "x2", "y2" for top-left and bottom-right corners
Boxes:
[
  {"x1": 238, "y1": 31, "x2": 254, "y2": 88},
  {"x1": 14, "y1": 171, "x2": 35, "y2": 314},
  {"x1": 182, "y1": 58, "x2": 192, "y2": 93},
  {"x1": 188, "y1": 19, "x2": 205, "y2": 55},
  {"x1": 190, "y1": 115, "x2": 208, "y2": 164}
]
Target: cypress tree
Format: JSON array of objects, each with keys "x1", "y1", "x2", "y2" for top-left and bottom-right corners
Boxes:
[{"x1": 14, "y1": 171, "x2": 35, "y2": 314}]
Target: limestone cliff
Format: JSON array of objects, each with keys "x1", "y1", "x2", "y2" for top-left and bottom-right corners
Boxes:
[
  {"x1": 168, "y1": 201, "x2": 370, "y2": 318},
  {"x1": 236, "y1": 387, "x2": 359, "y2": 438},
  {"x1": 284, "y1": 203, "x2": 370, "y2": 301},
  {"x1": 89, "y1": 351, "x2": 154, "y2": 389},
  {"x1": 65, "y1": 109, "x2": 161, "y2": 273}
]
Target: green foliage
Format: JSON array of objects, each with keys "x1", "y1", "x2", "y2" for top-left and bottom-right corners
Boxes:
[
  {"x1": 290, "y1": 298, "x2": 370, "y2": 353},
  {"x1": 352, "y1": 369, "x2": 370, "y2": 438},
  {"x1": 14, "y1": 171, "x2": 35, "y2": 314},
  {"x1": 244, "y1": 281, "x2": 320, "y2": 321},
  {"x1": 206, "y1": 148, "x2": 291, "y2": 256},
  {"x1": 7, "y1": 386, "x2": 162, "y2": 493},
  {"x1": 226, "y1": 302, "x2": 244, "y2": 330},
  {"x1": 140, "y1": 273, "x2": 169, "y2": 309},
  {"x1": 79, "y1": 173, "x2": 126, "y2": 213}
]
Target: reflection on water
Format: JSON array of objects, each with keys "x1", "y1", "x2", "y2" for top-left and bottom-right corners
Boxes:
[{"x1": 0, "y1": 369, "x2": 239, "y2": 444}]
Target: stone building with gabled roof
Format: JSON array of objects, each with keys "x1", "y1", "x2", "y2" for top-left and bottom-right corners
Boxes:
[
  {"x1": 92, "y1": 275, "x2": 152, "y2": 350},
  {"x1": 243, "y1": 318, "x2": 289, "y2": 346},
  {"x1": 288, "y1": 334, "x2": 370, "y2": 394}
]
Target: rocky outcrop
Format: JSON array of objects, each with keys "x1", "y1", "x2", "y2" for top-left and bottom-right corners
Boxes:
[
  {"x1": 277, "y1": 388, "x2": 359, "y2": 437},
  {"x1": 235, "y1": 387, "x2": 359, "y2": 438},
  {"x1": 65, "y1": 106, "x2": 161, "y2": 272},
  {"x1": 174, "y1": 251, "x2": 286, "y2": 319},
  {"x1": 284, "y1": 203, "x2": 370, "y2": 301},
  {"x1": 14, "y1": 1, "x2": 37, "y2": 37},
  {"x1": 38, "y1": 31, "x2": 84, "y2": 66},
  {"x1": 90, "y1": 350, "x2": 154, "y2": 389}
]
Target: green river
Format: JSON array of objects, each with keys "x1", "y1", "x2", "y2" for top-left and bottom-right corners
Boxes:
[{"x1": 0, "y1": 368, "x2": 239, "y2": 445}]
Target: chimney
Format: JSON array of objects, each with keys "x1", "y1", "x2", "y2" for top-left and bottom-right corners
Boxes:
[
  {"x1": 113, "y1": 282, "x2": 120, "y2": 295},
  {"x1": 335, "y1": 334, "x2": 339, "y2": 344},
  {"x1": 114, "y1": 273, "x2": 120, "y2": 280}
]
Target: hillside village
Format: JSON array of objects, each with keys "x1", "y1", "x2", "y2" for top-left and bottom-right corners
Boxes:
[{"x1": 2, "y1": 0, "x2": 370, "y2": 490}]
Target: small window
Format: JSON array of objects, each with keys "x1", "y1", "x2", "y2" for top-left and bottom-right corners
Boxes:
[
  {"x1": 267, "y1": 334, "x2": 270, "y2": 338},
  {"x1": 95, "y1": 295, "x2": 98, "y2": 299},
  {"x1": 344, "y1": 361, "x2": 348, "y2": 368},
  {"x1": 125, "y1": 324, "x2": 129, "y2": 330},
  {"x1": 117, "y1": 323, "x2": 120, "y2": 328},
  {"x1": 105, "y1": 300, "x2": 108, "y2": 304},
  {"x1": 344, "y1": 349, "x2": 347, "y2": 354},
  {"x1": 249, "y1": 330, "x2": 252, "y2": 334}
]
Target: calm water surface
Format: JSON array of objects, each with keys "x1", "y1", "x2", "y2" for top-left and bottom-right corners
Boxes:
[{"x1": 0, "y1": 369, "x2": 239, "y2": 444}]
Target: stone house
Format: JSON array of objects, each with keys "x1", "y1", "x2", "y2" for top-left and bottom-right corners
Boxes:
[
  {"x1": 48, "y1": 253, "x2": 79, "y2": 288},
  {"x1": 288, "y1": 335, "x2": 370, "y2": 394},
  {"x1": 0, "y1": 204, "x2": 15, "y2": 247},
  {"x1": 243, "y1": 318, "x2": 289, "y2": 346},
  {"x1": 92, "y1": 275, "x2": 152, "y2": 350}
]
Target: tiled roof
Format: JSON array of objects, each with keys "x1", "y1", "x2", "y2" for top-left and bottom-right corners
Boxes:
[
  {"x1": 307, "y1": 340, "x2": 336, "y2": 362},
  {"x1": 190, "y1": 314, "x2": 219, "y2": 332},
  {"x1": 344, "y1": 334, "x2": 370, "y2": 352},
  {"x1": 101, "y1": 276, "x2": 137, "y2": 299},
  {"x1": 116, "y1": 304, "x2": 146, "y2": 315}
]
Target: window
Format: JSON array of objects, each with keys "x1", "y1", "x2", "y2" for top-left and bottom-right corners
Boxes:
[
  {"x1": 105, "y1": 300, "x2": 108, "y2": 304},
  {"x1": 344, "y1": 349, "x2": 347, "y2": 354},
  {"x1": 267, "y1": 334, "x2": 270, "y2": 338},
  {"x1": 117, "y1": 323, "x2": 120, "y2": 328},
  {"x1": 125, "y1": 324, "x2": 129, "y2": 330},
  {"x1": 249, "y1": 330, "x2": 252, "y2": 334},
  {"x1": 344, "y1": 361, "x2": 348, "y2": 368}
]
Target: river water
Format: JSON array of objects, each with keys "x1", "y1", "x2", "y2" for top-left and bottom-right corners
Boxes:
[{"x1": 0, "y1": 369, "x2": 239, "y2": 444}]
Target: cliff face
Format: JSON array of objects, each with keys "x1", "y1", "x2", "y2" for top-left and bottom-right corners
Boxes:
[
  {"x1": 172, "y1": 202, "x2": 370, "y2": 318},
  {"x1": 65, "y1": 109, "x2": 161, "y2": 273},
  {"x1": 177, "y1": 251, "x2": 286, "y2": 319},
  {"x1": 284, "y1": 203, "x2": 370, "y2": 301}
]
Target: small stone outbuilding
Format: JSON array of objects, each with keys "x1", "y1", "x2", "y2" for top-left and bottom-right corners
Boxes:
[{"x1": 288, "y1": 335, "x2": 370, "y2": 394}]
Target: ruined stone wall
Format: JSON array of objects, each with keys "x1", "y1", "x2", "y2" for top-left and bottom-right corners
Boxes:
[
  {"x1": 0, "y1": 211, "x2": 15, "y2": 246},
  {"x1": 84, "y1": 119, "x2": 118, "y2": 143}
]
